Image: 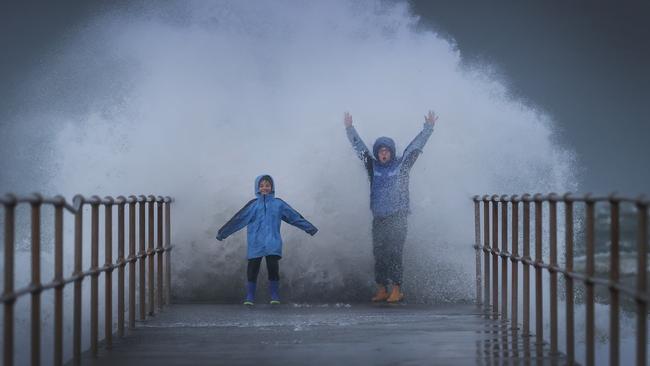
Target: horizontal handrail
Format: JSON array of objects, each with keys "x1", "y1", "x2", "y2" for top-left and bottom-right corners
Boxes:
[
  {"x1": 474, "y1": 192, "x2": 648, "y2": 204},
  {"x1": 0, "y1": 193, "x2": 173, "y2": 211},
  {"x1": 473, "y1": 243, "x2": 649, "y2": 304},
  {"x1": 0, "y1": 246, "x2": 173, "y2": 304}
]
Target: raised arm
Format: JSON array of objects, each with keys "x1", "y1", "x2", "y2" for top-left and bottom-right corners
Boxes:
[
  {"x1": 344, "y1": 112, "x2": 374, "y2": 178},
  {"x1": 402, "y1": 110, "x2": 437, "y2": 169},
  {"x1": 216, "y1": 200, "x2": 256, "y2": 240},
  {"x1": 279, "y1": 200, "x2": 318, "y2": 236},
  {"x1": 344, "y1": 112, "x2": 372, "y2": 161}
]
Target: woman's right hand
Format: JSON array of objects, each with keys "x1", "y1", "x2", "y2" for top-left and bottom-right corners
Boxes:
[{"x1": 344, "y1": 112, "x2": 353, "y2": 127}]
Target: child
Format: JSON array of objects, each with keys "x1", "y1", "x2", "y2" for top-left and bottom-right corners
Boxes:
[{"x1": 216, "y1": 174, "x2": 318, "y2": 305}]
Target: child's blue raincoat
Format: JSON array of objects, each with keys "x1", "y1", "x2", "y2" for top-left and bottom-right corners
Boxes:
[{"x1": 216, "y1": 175, "x2": 318, "y2": 259}]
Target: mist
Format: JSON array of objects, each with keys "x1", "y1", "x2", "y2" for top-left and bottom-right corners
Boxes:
[{"x1": 1, "y1": 0, "x2": 577, "y2": 303}]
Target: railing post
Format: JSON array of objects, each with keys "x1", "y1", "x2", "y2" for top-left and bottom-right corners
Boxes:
[
  {"x1": 564, "y1": 196, "x2": 575, "y2": 365},
  {"x1": 522, "y1": 194, "x2": 531, "y2": 336},
  {"x1": 90, "y1": 197, "x2": 100, "y2": 357},
  {"x1": 165, "y1": 199, "x2": 172, "y2": 305},
  {"x1": 138, "y1": 196, "x2": 146, "y2": 320},
  {"x1": 73, "y1": 196, "x2": 83, "y2": 366},
  {"x1": 483, "y1": 196, "x2": 491, "y2": 310},
  {"x1": 128, "y1": 196, "x2": 137, "y2": 328},
  {"x1": 157, "y1": 198, "x2": 164, "y2": 310},
  {"x1": 3, "y1": 195, "x2": 16, "y2": 366},
  {"x1": 103, "y1": 197, "x2": 114, "y2": 349},
  {"x1": 492, "y1": 195, "x2": 499, "y2": 317},
  {"x1": 511, "y1": 196, "x2": 519, "y2": 330},
  {"x1": 636, "y1": 199, "x2": 648, "y2": 366},
  {"x1": 585, "y1": 196, "x2": 596, "y2": 366},
  {"x1": 534, "y1": 194, "x2": 543, "y2": 347},
  {"x1": 53, "y1": 197, "x2": 64, "y2": 366},
  {"x1": 117, "y1": 197, "x2": 126, "y2": 337},
  {"x1": 474, "y1": 196, "x2": 482, "y2": 305},
  {"x1": 147, "y1": 196, "x2": 155, "y2": 315},
  {"x1": 30, "y1": 194, "x2": 42, "y2": 366},
  {"x1": 610, "y1": 195, "x2": 620, "y2": 366},
  {"x1": 501, "y1": 195, "x2": 509, "y2": 319},
  {"x1": 549, "y1": 194, "x2": 558, "y2": 355}
]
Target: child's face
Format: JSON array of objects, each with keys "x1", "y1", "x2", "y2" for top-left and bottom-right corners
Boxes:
[
  {"x1": 259, "y1": 180, "x2": 273, "y2": 195},
  {"x1": 378, "y1": 147, "x2": 392, "y2": 163}
]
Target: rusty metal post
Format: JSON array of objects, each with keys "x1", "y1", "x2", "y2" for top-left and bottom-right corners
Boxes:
[
  {"x1": 492, "y1": 195, "x2": 499, "y2": 316},
  {"x1": 564, "y1": 197, "x2": 575, "y2": 365},
  {"x1": 30, "y1": 196, "x2": 42, "y2": 366},
  {"x1": 501, "y1": 196, "x2": 508, "y2": 319},
  {"x1": 157, "y1": 199, "x2": 164, "y2": 310},
  {"x1": 511, "y1": 196, "x2": 519, "y2": 330},
  {"x1": 585, "y1": 197, "x2": 596, "y2": 366},
  {"x1": 522, "y1": 194, "x2": 531, "y2": 335},
  {"x1": 147, "y1": 197, "x2": 155, "y2": 315},
  {"x1": 73, "y1": 196, "x2": 83, "y2": 366},
  {"x1": 53, "y1": 198, "x2": 64, "y2": 366},
  {"x1": 483, "y1": 196, "x2": 491, "y2": 310},
  {"x1": 138, "y1": 197, "x2": 146, "y2": 320},
  {"x1": 3, "y1": 197, "x2": 16, "y2": 366},
  {"x1": 534, "y1": 194, "x2": 543, "y2": 346},
  {"x1": 90, "y1": 199, "x2": 99, "y2": 357},
  {"x1": 128, "y1": 198, "x2": 137, "y2": 328},
  {"x1": 636, "y1": 200, "x2": 648, "y2": 366},
  {"x1": 165, "y1": 200, "x2": 172, "y2": 305},
  {"x1": 104, "y1": 198, "x2": 113, "y2": 349},
  {"x1": 610, "y1": 196, "x2": 620, "y2": 366},
  {"x1": 117, "y1": 198, "x2": 125, "y2": 337},
  {"x1": 549, "y1": 195, "x2": 558, "y2": 355},
  {"x1": 473, "y1": 197, "x2": 481, "y2": 305}
]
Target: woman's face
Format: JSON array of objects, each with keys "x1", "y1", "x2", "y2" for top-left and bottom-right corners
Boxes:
[
  {"x1": 258, "y1": 180, "x2": 273, "y2": 195},
  {"x1": 378, "y1": 147, "x2": 392, "y2": 163}
]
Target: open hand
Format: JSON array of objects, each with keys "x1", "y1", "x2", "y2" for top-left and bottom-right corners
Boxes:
[
  {"x1": 344, "y1": 112, "x2": 353, "y2": 127},
  {"x1": 424, "y1": 110, "x2": 438, "y2": 126}
]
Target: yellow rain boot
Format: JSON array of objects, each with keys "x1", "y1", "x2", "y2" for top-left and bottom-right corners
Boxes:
[
  {"x1": 386, "y1": 285, "x2": 404, "y2": 303},
  {"x1": 371, "y1": 285, "x2": 389, "y2": 302}
]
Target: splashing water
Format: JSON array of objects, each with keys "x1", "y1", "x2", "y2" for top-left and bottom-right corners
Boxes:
[{"x1": 3, "y1": 0, "x2": 577, "y2": 306}]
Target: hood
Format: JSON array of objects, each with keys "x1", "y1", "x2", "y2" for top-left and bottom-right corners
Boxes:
[
  {"x1": 373, "y1": 136, "x2": 396, "y2": 162},
  {"x1": 254, "y1": 174, "x2": 275, "y2": 198}
]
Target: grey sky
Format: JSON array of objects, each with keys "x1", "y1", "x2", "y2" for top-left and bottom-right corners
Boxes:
[{"x1": 409, "y1": 0, "x2": 650, "y2": 194}]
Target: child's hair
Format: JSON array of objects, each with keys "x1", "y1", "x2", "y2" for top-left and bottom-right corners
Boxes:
[{"x1": 259, "y1": 175, "x2": 273, "y2": 188}]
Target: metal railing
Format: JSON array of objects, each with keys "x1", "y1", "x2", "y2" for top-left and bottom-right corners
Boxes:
[
  {"x1": 1, "y1": 193, "x2": 173, "y2": 366},
  {"x1": 473, "y1": 193, "x2": 649, "y2": 366}
]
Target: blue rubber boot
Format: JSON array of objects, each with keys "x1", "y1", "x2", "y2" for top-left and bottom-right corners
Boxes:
[
  {"x1": 244, "y1": 281, "x2": 256, "y2": 306},
  {"x1": 269, "y1": 281, "x2": 280, "y2": 305}
]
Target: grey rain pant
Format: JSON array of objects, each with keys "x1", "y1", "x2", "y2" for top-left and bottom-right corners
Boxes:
[{"x1": 372, "y1": 212, "x2": 408, "y2": 286}]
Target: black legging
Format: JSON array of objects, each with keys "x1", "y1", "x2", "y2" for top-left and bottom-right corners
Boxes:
[{"x1": 247, "y1": 255, "x2": 280, "y2": 282}]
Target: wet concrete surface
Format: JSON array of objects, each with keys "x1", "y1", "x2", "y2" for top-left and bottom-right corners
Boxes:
[{"x1": 72, "y1": 303, "x2": 568, "y2": 366}]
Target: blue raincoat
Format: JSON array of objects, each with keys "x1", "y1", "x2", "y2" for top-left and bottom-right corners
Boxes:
[
  {"x1": 216, "y1": 175, "x2": 318, "y2": 259},
  {"x1": 346, "y1": 123, "x2": 434, "y2": 217}
]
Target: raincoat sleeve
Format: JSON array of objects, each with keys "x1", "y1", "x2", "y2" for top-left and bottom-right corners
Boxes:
[
  {"x1": 402, "y1": 122, "x2": 434, "y2": 170},
  {"x1": 346, "y1": 125, "x2": 374, "y2": 176},
  {"x1": 279, "y1": 201, "x2": 318, "y2": 236},
  {"x1": 346, "y1": 126, "x2": 372, "y2": 160},
  {"x1": 216, "y1": 200, "x2": 256, "y2": 241}
]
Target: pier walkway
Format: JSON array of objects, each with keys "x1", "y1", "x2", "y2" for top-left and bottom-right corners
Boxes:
[{"x1": 73, "y1": 303, "x2": 566, "y2": 366}]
